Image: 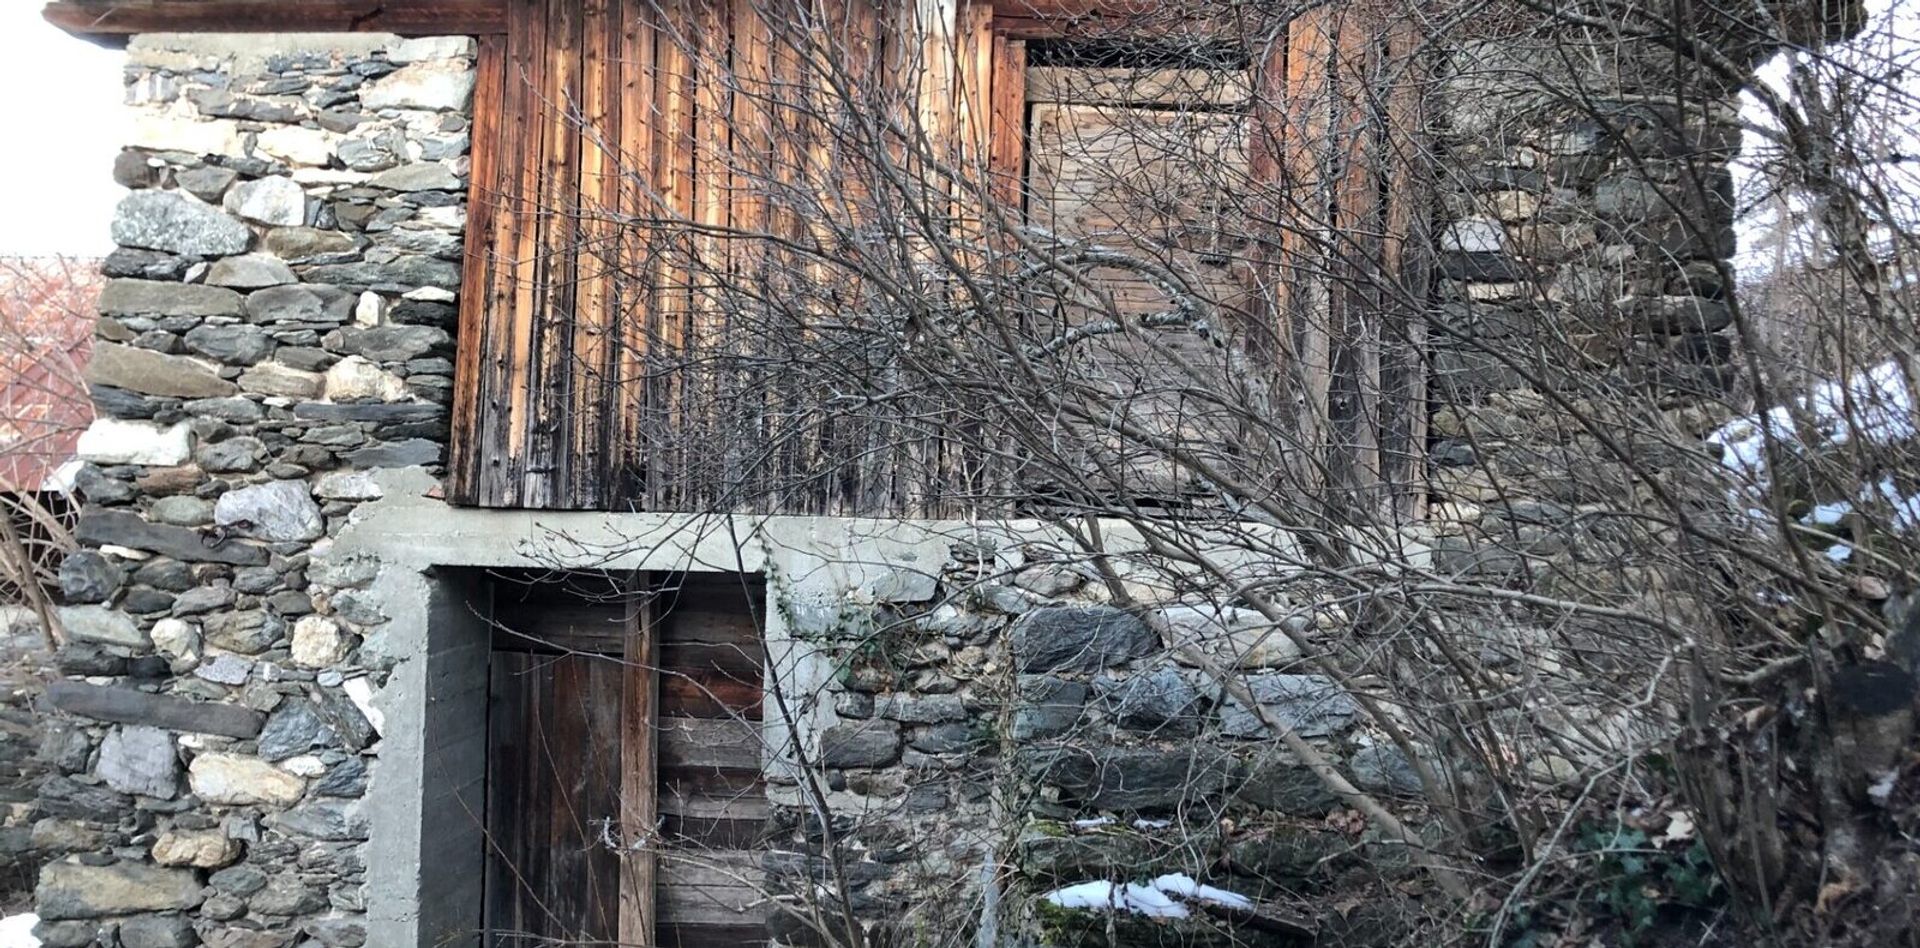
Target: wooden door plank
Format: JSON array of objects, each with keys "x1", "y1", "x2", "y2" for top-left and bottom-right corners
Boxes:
[
  {"x1": 620, "y1": 577, "x2": 660, "y2": 945},
  {"x1": 986, "y1": 34, "x2": 1026, "y2": 214}
]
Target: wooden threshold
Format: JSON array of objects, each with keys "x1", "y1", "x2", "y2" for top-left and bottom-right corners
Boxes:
[{"x1": 43, "y1": 0, "x2": 508, "y2": 43}]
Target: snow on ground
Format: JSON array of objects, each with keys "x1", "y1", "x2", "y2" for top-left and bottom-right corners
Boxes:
[
  {"x1": 1709, "y1": 358, "x2": 1920, "y2": 559},
  {"x1": 0, "y1": 914, "x2": 40, "y2": 948},
  {"x1": 1041, "y1": 874, "x2": 1257, "y2": 918},
  {"x1": 1711, "y1": 359, "x2": 1917, "y2": 478}
]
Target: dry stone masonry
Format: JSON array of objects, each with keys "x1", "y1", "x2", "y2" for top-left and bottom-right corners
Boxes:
[{"x1": 34, "y1": 32, "x2": 473, "y2": 948}]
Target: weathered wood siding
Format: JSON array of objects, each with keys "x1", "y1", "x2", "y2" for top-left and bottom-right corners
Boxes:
[
  {"x1": 449, "y1": 3, "x2": 1429, "y2": 518},
  {"x1": 450, "y1": 0, "x2": 1005, "y2": 513}
]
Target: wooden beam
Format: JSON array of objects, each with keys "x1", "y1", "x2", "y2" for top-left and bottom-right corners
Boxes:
[{"x1": 43, "y1": 0, "x2": 508, "y2": 42}]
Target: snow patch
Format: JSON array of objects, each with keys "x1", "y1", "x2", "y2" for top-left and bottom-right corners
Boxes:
[
  {"x1": 0, "y1": 913, "x2": 40, "y2": 948},
  {"x1": 1044, "y1": 881, "x2": 1189, "y2": 918},
  {"x1": 1041, "y1": 874, "x2": 1257, "y2": 919},
  {"x1": 1150, "y1": 873, "x2": 1254, "y2": 910}
]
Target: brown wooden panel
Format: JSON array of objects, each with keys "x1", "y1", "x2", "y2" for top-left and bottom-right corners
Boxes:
[
  {"x1": 658, "y1": 715, "x2": 761, "y2": 771},
  {"x1": 658, "y1": 851, "x2": 768, "y2": 928},
  {"x1": 1025, "y1": 67, "x2": 1250, "y2": 107},
  {"x1": 659, "y1": 923, "x2": 769, "y2": 948},
  {"x1": 449, "y1": 0, "x2": 1005, "y2": 515},
  {"x1": 661, "y1": 673, "x2": 764, "y2": 720},
  {"x1": 483, "y1": 651, "x2": 624, "y2": 946},
  {"x1": 493, "y1": 596, "x2": 628, "y2": 654}
]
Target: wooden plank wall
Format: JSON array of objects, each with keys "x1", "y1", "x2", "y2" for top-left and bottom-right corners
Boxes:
[
  {"x1": 653, "y1": 573, "x2": 769, "y2": 948},
  {"x1": 1248, "y1": 7, "x2": 1430, "y2": 524},
  {"x1": 450, "y1": 2, "x2": 1430, "y2": 518},
  {"x1": 450, "y1": 0, "x2": 1003, "y2": 514}
]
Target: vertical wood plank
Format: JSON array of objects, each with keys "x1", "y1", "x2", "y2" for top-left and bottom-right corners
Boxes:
[
  {"x1": 1281, "y1": 8, "x2": 1334, "y2": 497},
  {"x1": 652, "y1": 0, "x2": 698, "y2": 512},
  {"x1": 1378, "y1": 19, "x2": 1430, "y2": 523},
  {"x1": 569, "y1": 0, "x2": 617, "y2": 507},
  {"x1": 611, "y1": 0, "x2": 655, "y2": 510},
  {"x1": 449, "y1": 34, "x2": 506, "y2": 505},
  {"x1": 504, "y1": 0, "x2": 549, "y2": 506},
  {"x1": 526, "y1": 0, "x2": 583, "y2": 507},
  {"x1": 620, "y1": 577, "x2": 660, "y2": 945},
  {"x1": 1329, "y1": 8, "x2": 1382, "y2": 497},
  {"x1": 986, "y1": 33, "x2": 1026, "y2": 215}
]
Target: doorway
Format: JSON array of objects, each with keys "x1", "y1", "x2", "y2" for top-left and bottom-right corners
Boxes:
[{"x1": 480, "y1": 571, "x2": 770, "y2": 947}]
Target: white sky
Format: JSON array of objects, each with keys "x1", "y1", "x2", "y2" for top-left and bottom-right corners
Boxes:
[{"x1": 0, "y1": 3, "x2": 127, "y2": 257}]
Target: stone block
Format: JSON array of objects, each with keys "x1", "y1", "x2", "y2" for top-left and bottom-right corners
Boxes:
[
  {"x1": 100, "y1": 278, "x2": 245, "y2": 319},
  {"x1": 1217, "y1": 673, "x2": 1357, "y2": 739},
  {"x1": 189, "y1": 752, "x2": 306, "y2": 806},
  {"x1": 57, "y1": 605, "x2": 145, "y2": 649},
  {"x1": 820, "y1": 719, "x2": 901, "y2": 769},
  {"x1": 361, "y1": 60, "x2": 476, "y2": 111},
  {"x1": 76, "y1": 509, "x2": 267, "y2": 565},
  {"x1": 214, "y1": 480, "x2": 324, "y2": 542},
  {"x1": 76, "y1": 419, "x2": 193, "y2": 467},
  {"x1": 1011, "y1": 606, "x2": 1158, "y2": 673},
  {"x1": 225, "y1": 176, "x2": 307, "y2": 227},
  {"x1": 86, "y1": 343, "x2": 236, "y2": 399},
  {"x1": 48, "y1": 680, "x2": 264, "y2": 738},
  {"x1": 35, "y1": 861, "x2": 205, "y2": 920},
  {"x1": 97, "y1": 725, "x2": 181, "y2": 799},
  {"x1": 111, "y1": 189, "x2": 251, "y2": 256}
]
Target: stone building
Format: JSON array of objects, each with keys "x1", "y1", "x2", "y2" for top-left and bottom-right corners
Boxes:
[{"x1": 18, "y1": 0, "x2": 1840, "y2": 946}]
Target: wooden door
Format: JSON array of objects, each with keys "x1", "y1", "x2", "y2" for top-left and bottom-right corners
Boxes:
[
  {"x1": 483, "y1": 649, "x2": 626, "y2": 946},
  {"x1": 482, "y1": 572, "x2": 767, "y2": 947},
  {"x1": 1021, "y1": 59, "x2": 1257, "y2": 503},
  {"x1": 655, "y1": 574, "x2": 770, "y2": 948}
]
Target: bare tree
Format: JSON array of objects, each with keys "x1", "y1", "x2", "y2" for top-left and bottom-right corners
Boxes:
[
  {"x1": 470, "y1": 0, "x2": 1920, "y2": 943},
  {"x1": 0, "y1": 255, "x2": 97, "y2": 645}
]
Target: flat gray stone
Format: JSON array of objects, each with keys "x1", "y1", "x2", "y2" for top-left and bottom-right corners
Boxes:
[
  {"x1": 1218, "y1": 673, "x2": 1357, "y2": 739},
  {"x1": 368, "y1": 163, "x2": 461, "y2": 191},
  {"x1": 1011, "y1": 675, "x2": 1087, "y2": 741},
  {"x1": 244, "y1": 283, "x2": 355, "y2": 324},
  {"x1": 111, "y1": 190, "x2": 251, "y2": 256},
  {"x1": 86, "y1": 343, "x2": 237, "y2": 398},
  {"x1": 98, "y1": 278, "x2": 244, "y2": 318},
  {"x1": 820, "y1": 719, "x2": 900, "y2": 769},
  {"x1": 76, "y1": 509, "x2": 267, "y2": 565},
  {"x1": 35, "y1": 861, "x2": 205, "y2": 920},
  {"x1": 57, "y1": 605, "x2": 146, "y2": 649},
  {"x1": 183, "y1": 323, "x2": 274, "y2": 365},
  {"x1": 47, "y1": 680, "x2": 264, "y2": 738},
  {"x1": 1011, "y1": 606, "x2": 1158, "y2": 673},
  {"x1": 225, "y1": 176, "x2": 306, "y2": 226},
  {"x1": 207, "y1": 253, "x2": 297, "y2": 288}
]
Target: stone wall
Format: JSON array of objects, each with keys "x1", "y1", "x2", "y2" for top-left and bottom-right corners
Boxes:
[
  {"x1": 775, "y1": 545, "x2": 1420, "y2": 948},
  {"x1": 32, "y1": 32, "x2": 473, "y2": 948},
  {"x1": 1424, "y1": 32, "x2": 1748, "y2": 581}
]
